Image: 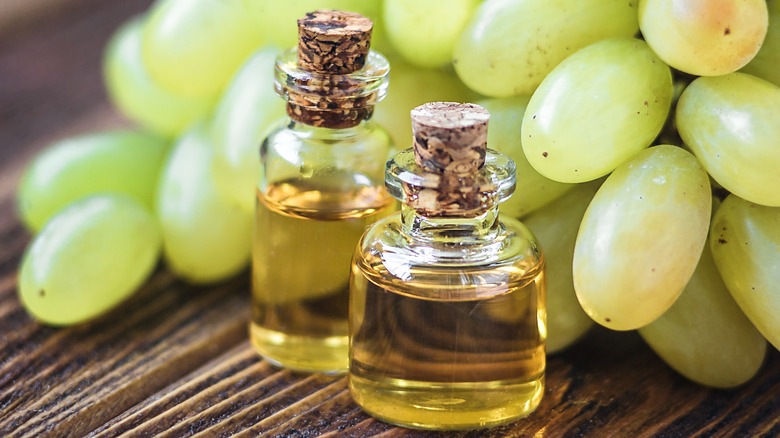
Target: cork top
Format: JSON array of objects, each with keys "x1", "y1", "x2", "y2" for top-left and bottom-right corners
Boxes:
[
  {"x1": 411, "y1": 102, "x2": 490, "y2": 175},
  {"x1": 278, "y1": 10, "x2": 382, "y2": 128},
  {"x1": 390, "y1": 102, "x2": 495, "y2": 217},
  {"x1": 297, "y1": 10, "x2": 373, "y2": 74}
]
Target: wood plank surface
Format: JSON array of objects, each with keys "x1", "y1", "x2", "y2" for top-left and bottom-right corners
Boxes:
[{"x1": 1, "y1": 2, "x2": 779, "y2": 437}]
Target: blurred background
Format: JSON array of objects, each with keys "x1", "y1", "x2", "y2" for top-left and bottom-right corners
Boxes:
[{"x1": 0, "y1": 1, "x2": 152, "y2": 199}]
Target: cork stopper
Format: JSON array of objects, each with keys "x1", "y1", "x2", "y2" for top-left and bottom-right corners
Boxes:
[
  {"x1": 297, "y1": 10, "x2": 373, "y2": 74},
  {"x1": 282, "y1": 10, "x2": 378, "y2": 129},
  {"x1": 404, "y1": 102, "x2": 494, "y2": 217},
  {"x1": 411, "y1": 102, "x2": 489, "y2": 174}
]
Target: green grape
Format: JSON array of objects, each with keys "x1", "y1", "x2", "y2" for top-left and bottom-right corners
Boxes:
[
  {"x1": 103, "y1": 16, "x2": 214, "y2": 138},
  {"x1": 17, "y1": 130, "x2": 169, "y2": 233},
  {"x1": 523, "y1": 182, "x2": 599, "y2": 354},
  {"x1": 210, "y1": 46, "x2": 286, "y2": 214},
  {"x1": 677, "y1": 73, "x2": 780, "y2": 207},
  {"x1": 638, "y1": 0, "x2": 768, "y2": 77},
  {"x1": 573, "y1": 145, "x2": 711, "y2": 331},
  {"x1": 477, "y1": 96, "x2": 573, "y2": 218},
  {"x1": 454, "y1": 0, "x2": 638, "y2": 97},
  {"x1": 244, "y1": 0, "x2": 382, "y2": 50},
  {"x1": 143, "y1": 0, "x2": 264, "y2": 99},
  {"x1": 741, "y1": 0, "x2": 780, "y2": 86},
  {"x1": 156, "y1": 124, "x2": 252, "y2": 284},
  {"x1": 639, "y1": 243, "x2": 766, "y2": 388},
  {"x1": 18, "y1": 195, "x2": 161, "y2": 326},
  {"x1": 711, "y1": 194, "x2": 780, "y2": 351},
  {"x1": 522, "y1": 38, "x2": 673, "y2": 184},
  {"x1": 383, "y1": 0, "x2": 479, "y2": 68},
  {"x1": 373, "y1": 59, "x2": 479, "y2": 151}
]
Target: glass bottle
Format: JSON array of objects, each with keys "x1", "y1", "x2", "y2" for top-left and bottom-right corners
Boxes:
[
  {"x1": 348, "y1": 102, "x2": 546, "y2": 430},
  {"x1": 250, "y1": 10, "x2": 394, "y2": 374}
]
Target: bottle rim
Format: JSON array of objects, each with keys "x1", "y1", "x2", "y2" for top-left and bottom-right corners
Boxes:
[
  {"x1": 274, "y1": 48, "x2": 390, "y2": 109},
  {"x1": 385, "y1": 148, "x2": 517, "y2": 214}
]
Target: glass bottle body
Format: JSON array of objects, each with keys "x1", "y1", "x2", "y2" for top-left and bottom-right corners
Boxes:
[
  {"x1": 251, "y1": 118, "x2": 394, "y2": 373},
  {"x1": 349, "y1": 204, "x2": 546, "y2": 430}
]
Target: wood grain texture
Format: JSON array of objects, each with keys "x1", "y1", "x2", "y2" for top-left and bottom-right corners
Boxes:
[{"x1": 1, "y1": 1, "x2": 779, "y2": 437}]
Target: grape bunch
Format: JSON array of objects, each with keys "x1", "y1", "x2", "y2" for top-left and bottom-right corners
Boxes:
[{"x1": 15, "y1": 0, "x2": 780, "y2": 390}]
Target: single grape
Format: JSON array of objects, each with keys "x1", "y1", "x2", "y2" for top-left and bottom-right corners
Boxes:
[
  {"x1": 639, "y1": 0, "x2": 768, "y2": 76},
  {"x1": 741, "y1": 0, "x2": 780, "y2": 86},
  {"x1": 711, "y1": 194, "x2": 780, "y2": 351},
  {"x1": 522, "y1": 38, "x2": 673, "y2": 184},
  {"x1": 477, "y1": 96, "x2": 573, "y2": 218},
  {"x1": 210, "y1": 46, "x2": 285, "y2": 214},
  {"x1": 677, "y1": 73, "x2": 780, "y2": 207},
  {"x1": 639, "y1": 243, "x2": 766, "y2": 388},
  {"x1": 523, "y1": 181, "x2": 600, "y2": 353},
  {"x1": 372, "y1": 58, "x2": 479, "y2": 151},
  {"x1": 143, "y1": 0, "x2": 264, "y2": 99},
  {"x1": 454, "y1": 0, "x2": 638, "y2": 97},
  {"x1": 573, "y1": 145, "x2": 711, "y2": 331},
  {"x1": 17, "y1": 130, "x2": 168, "y2": 233},
  {"x1": 244, "y1": 0, "x2": 382, "y2": 50},
  {"x1": 156, "y1": 124, "x2": 252, "y2": 284},
  {"x1": 18, "y1": 195, "x2": 161, "y2": 326},
  {"x1": 383, "y1": 0, "x2": 479, "y2": 68},
  {"x1": 103, "y1": 16, "x2": 214, "y2": 138}
]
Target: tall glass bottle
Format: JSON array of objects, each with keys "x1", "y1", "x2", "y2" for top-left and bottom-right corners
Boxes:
[
  {"x1": 251, "y1": 10, "x2": 394, "y2": 374},
  {"x1": 349, "y1": 102, "x2": 546, "y2": 430}
]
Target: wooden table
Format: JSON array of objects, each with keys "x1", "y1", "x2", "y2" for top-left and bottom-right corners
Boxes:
[{"x1": 1, "y1": 2, "x2": 779, "y2": 436}]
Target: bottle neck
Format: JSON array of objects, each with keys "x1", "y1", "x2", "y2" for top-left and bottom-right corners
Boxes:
[
  {"x1": 400, "y1": 203, "x2": 502, "y2": 245},
  {"x1": 274, "y1": 48, "x2": 389, "y2": 130},
  {"x1": 283, "y1": 116, "x2": 375, "y2": 140},
  {"x1": 285, "y1": 103, "x2": 375, "y2": 130}
]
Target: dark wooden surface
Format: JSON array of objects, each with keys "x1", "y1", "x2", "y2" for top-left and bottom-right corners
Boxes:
[{"x1": 1, "y1": 2, "x2": 779, "y2": 437}]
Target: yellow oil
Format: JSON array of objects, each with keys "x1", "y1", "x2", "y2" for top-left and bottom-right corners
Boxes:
[
  {"x1": 251, "y1": 176, "x2": 393, "y2": 373},
  {"x1": 349, "y1": 256, "x2": 546, "y2": 429}
]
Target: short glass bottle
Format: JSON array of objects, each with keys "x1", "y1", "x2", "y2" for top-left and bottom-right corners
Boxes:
[
  {"x1": 251, "y1": 10, "x2": 394, "y2": 374},
  {"x1": 348, "y1": 102, "x2": 546, "y2": 430}
]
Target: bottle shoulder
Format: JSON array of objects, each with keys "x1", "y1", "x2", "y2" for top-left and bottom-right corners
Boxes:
[{"x1": 355, "y1": 213, "x2": 544, "y2": 299}]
